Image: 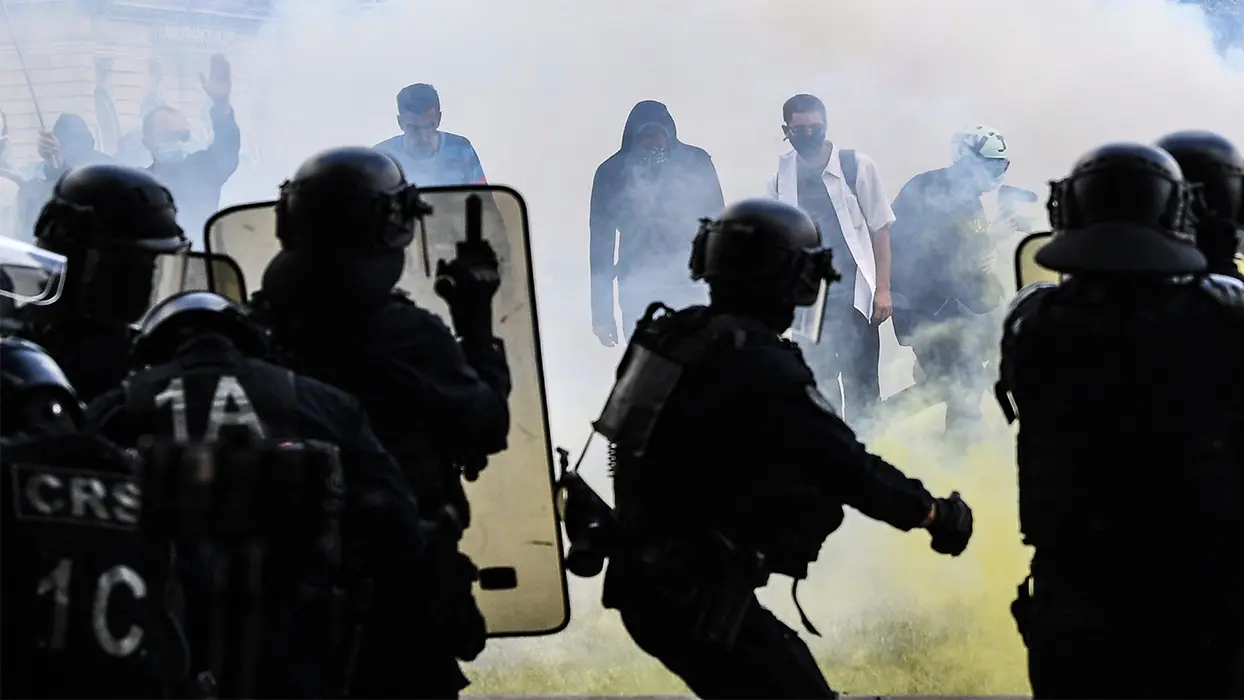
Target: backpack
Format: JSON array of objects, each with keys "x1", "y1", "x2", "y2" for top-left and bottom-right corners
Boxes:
[
  {"x1": 839, "y1": 148, "x2": 860, "y2": 201},
  {"x1": 775, "y1": 147, "x2": 860, "y2": 201}
]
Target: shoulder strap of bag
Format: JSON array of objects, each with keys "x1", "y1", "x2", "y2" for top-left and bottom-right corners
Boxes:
[{"x1": 839, "y1": 148, "x2": 860, "y2": 200}]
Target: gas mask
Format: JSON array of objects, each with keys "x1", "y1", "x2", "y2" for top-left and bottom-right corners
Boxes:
[{"x1": 786, "y1": 124, "x2": 826, "y2": 158}]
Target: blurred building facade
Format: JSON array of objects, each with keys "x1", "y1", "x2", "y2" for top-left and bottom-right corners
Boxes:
[{"x1": 0, "y1": 0, "x2": 283, "y2": 165}]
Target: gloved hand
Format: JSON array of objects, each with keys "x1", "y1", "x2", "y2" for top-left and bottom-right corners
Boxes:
[
  {"x1": 928, "y1": 491, "x2": 973, "y2": 556},
  {"x1": 435, "y1": 240, "x2": 501, "y2": 342}
]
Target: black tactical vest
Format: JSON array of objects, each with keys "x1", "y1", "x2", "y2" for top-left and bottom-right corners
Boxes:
[
  {"x1": 0, "y1": 433, "x2": 185, "y2": 698},
  {"x1": 121, "y1": 343, "x2": 298, "y2": 447},
  {"x1": 1001, "y1": 277, "x2": 1244, "y2": 592},
  {"x1": 602, "y1": 305, "x2": 837, "y2": 575}
]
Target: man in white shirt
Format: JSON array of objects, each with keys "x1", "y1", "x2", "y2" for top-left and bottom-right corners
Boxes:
[{"x1": 766, "y1": 94, "x2": 894, "y2": 430}]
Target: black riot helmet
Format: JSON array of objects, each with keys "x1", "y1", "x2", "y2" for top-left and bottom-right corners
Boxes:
[
  {"x1": 131, "y1": 290, "x2": 270, "y2": 368},
  {"x1": 1036, "y1": 142, "x2": 1206, "y2": 276},
  {"x1": 690, "y1": 198, "x2": 839, "y2": 306},
  {"x1": 1154, "y1": 131, "x2": 1244, "y2": 272},
  {"x1": 33, "y1": 164, "x2": 188, "y2": 324},
  {"x1": 275, "y1": 146, "x2": 431, "y2": 252},
  {"x1": 0, "y1": 337, "x2": 82, "y2": 437}
]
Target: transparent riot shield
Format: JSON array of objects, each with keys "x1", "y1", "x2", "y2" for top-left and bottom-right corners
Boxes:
[
  {"x1": 203, "y1": 186, "x2": 569, "y2": 637},
  {"x1": 1013, "y1": 231, "x2": 1062, "y2": 290},
  {"x1": 0, "y1": 236, "x2": 66, "y2": 306}
]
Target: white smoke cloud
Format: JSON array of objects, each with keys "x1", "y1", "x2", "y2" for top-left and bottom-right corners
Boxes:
[
  {"x1": 219, "y1": 0, "x2": 1241, "y2": 687},
  {"x1": 7, "y1": 0, "x2": 1239, "y2": 690},
  {"x1": 225, "y1": 0, "x2": 1241, "y2": 435}
]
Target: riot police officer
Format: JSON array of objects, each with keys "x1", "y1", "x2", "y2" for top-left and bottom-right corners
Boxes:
[
  {"x1": 14, "y1": 164, "x2": 188, "y2": 403},
  {"x1": 997, "y1": 142, "x2": 1244, "y2": 698},
  {"x1": 0, "y1": 337, "x2": 187, "y2": 698},
  {"x1": 84, "y1": 290, "x2": 428, "y2": 696},
  {"x1": 592, "y1": 199, "x2": 974, "y2": 699},
  {"x1": 1155, "y1": 130, "x2": 1244, "y2": 281},
  {"x1": 248, "y1": 146, "x2": 508, "y2": 698}
]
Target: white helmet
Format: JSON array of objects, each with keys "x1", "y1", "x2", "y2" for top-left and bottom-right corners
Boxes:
[{"x1": 952, "y1": 124, "x2": 1010, "y2": 162}]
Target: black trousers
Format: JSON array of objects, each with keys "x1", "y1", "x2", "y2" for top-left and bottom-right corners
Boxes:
[
  {"x1": 616, "y1": 595, "x2": 837, "y2": 699},
  {"x1": 800, "y1": 298, "x2": 881, "y2": 428},
  {"x1": 1014, "y1": 579, "x2": 1244, "y2": 699},
  {"x1": 890, "y1": 310, "x2": 995, "y2": 437}
]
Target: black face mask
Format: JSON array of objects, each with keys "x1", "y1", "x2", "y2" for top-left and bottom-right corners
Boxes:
[{"x1": 786, "y1": 124, "x2": 826, "y2": 157}]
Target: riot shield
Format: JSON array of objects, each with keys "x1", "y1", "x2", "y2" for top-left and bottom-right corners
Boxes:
[
  {"x1": 0, "y1": 235, "x2": 66, "y2": 306},
  {"x1": 203, "y1": 186, "x2": 569, "y2": 637},
  {"x1": 1013, "y1": 231, "x2": 1061, "y2": 290}
]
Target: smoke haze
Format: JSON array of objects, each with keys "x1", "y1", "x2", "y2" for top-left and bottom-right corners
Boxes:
[{"x1": 6, "y1": 0, "x2": 1243, "y2": 692}]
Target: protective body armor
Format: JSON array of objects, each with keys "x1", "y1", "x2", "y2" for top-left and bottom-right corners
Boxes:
[
  {"x1": 252, "y1": 290, "x2": 471, "y2": 523},
  {"x1": 140, "y1": 438, "x2": 348, "y2": 699},
  {"x1": 0, "y1": 433, "x2": 186, "y2": 699},
  {"x1": 999, "y1": 276, "x2": 1244, "y2": 598},
  {"x1": 601, "y1": 304, "x2": 835, "y2": 579},
  {"x1": 121, "y1": 345, "x2": 298, "y2": 445}
]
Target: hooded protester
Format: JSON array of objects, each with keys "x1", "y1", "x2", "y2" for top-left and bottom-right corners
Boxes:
[
  {"x1": 589, "y1": 100, "x2": 725, "y2": 345},
  {"x1": 14, "y1": 113, "x2": 117, "y2": 241}
]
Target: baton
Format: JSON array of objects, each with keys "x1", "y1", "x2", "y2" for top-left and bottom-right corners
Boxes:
[{"x1": 0, "y1": 0, "x2": 47, "y2": 131}]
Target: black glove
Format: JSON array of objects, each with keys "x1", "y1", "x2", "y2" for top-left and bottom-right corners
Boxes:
[
  {"x1": 928, "y1": 491, "x2": 973, "y2": 556},
  {"x1": 434, "y1": 240, "x2": 501, "y2": 342}
]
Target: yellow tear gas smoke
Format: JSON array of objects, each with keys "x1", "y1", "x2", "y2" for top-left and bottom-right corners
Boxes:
[
  {"x1": 5, "y1": 0, "x2": 1238, "y2": 694},
  {"x1": 466, "y1": 406, "x2": 1030, "y2": 696},
  {"x1": 216, "y1": 0, "x2": 1239, "y2": 694}
]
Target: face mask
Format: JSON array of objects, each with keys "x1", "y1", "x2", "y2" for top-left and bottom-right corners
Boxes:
[
  {"x1": 641, "y1": 145, "x2": 668, "y2": 167},
  {"x1": 787, "y1": 124, "x2": 826, "y2": 157},
  {"x1": 151, "y1": 142, "x2": 188, "y2": 164}
]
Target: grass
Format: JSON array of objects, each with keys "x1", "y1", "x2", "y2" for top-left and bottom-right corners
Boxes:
[{"x1": 464, "y1": 404, "x2": 1034, "y2": 696}]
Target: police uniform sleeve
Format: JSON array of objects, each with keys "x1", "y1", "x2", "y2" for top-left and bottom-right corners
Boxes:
[
  {"x1": 996, "y1": 282, "x2": 1055, "y2": 423},
  {"x1": 296, "y1": 377, "x2": 425, "y2": 560},
  {"x1": 1000, "y1": 282, "x2": 1056, "y2": 366},
  {"x1": 796, "y1": 386, "x2": 936, "y2": 530},
  {"x1": 750, "y1": 348, "x2": 935, "y2": 530},
  {"x1": 382, "y1": 306, "x2": 512, "y2": 455}
]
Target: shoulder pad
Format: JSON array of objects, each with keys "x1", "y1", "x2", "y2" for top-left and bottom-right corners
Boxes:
[
  {"x1": 1005, "y1": 283, "x2": 1055, "y2": 322},
  {"x1": 1197, "y1": 273, "x2": 1244, "y2": 309},
  {"x1": 1002, "y1": 282, "x2": 1056, "y2": 339}
]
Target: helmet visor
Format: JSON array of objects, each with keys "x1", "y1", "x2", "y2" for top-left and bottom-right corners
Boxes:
[
  {"x1": 0, "y1": 237, "x2": 67, "y2": 307},
  {"x1": 147, "y1": 249, "x2": 197, "y2": 311},
  {"x1": 788, "y1": 247, "x2": 837, "y2": 344}
]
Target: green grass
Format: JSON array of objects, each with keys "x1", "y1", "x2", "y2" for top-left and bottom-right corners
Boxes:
[{"x1": 466, "y1": 404, "x2": 1033, "y2": 696}]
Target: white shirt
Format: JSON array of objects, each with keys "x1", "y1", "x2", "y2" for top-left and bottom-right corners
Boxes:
[{"x1": 766, "y1": 147, "x2": 895, "y2": 320}]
